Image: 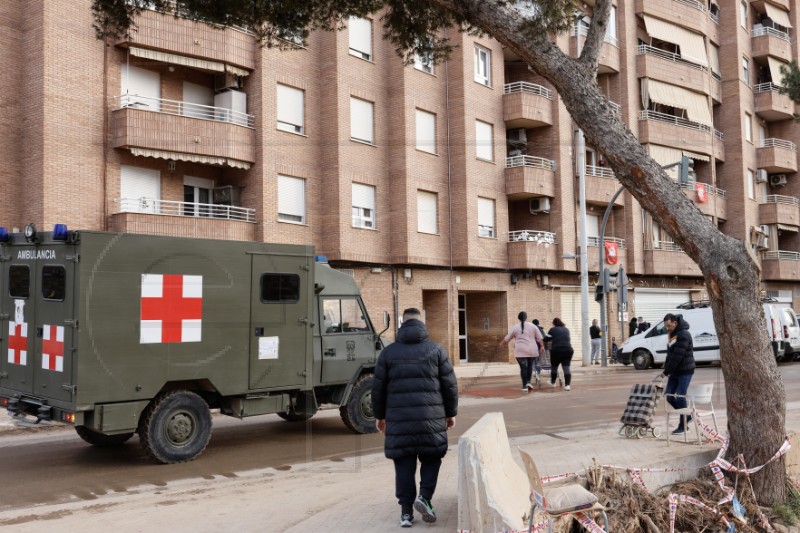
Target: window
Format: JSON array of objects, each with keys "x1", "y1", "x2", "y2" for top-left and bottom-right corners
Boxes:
[
  {"x1": 276, "y1": 84, "x2": 305, "y2": 134},
  {"x1": 744, "y1": 112, "x2": 753, "y2": 143},
  {"x1": 606, "y1": 6, "x2": 617, "y2": 43},
  {"x1": 740, "y1": 0, "x2": 747, "y2": 28},
  {"x1": 352, "y1": 183, "x2": 376, "y2": 229},
  {"x1": 278, "y1": 175, "x2": 306, "y2": 223},
  {"x1": 748, "y1": 169, "x2": 755, "y2": 200},
  {"x1": 417, "y1": 190, "x2": 438, "y2": 234},
  {"x1": 182, "y1": 82, "x2": 213, "y2": 119},
  {"x1": 475, "y1": 120, "x2": 494, "y2": 161},
  {"x1": 183, "y1": 176, "x2": 214, "y2": 217},
  {"x1": 350, "y1": 97, "x2": 374, "y2": 144},
  {"x1": 474, "y1": 45, "x2": 491, "y2": 86},
  {"x1": 414, "y1": 51, "x2": 434, "y2": 74},
  {"x1": 477, "y1": 197, "x2": 495, "y2": 238},
  {"x1": 322, "y1": 298, "x2": 369, "y2": 334},
  {"x1": 415, "y1": 109, "x2": 436, "y2": 154},
  {"x1": 9, "y1": 265, "x2": 30, "y2": 299},
  {"x1": 120, "y1": 165, "x2": 160, "y2": 214},
  {"x1": 42, "y1": 266, "x2": 66, "y2": 301},
  {"x1": 348, "y1": 17, "x2": 372, "y2": 60},
  {"x1": 260, "y1": 274, "x2": 300, "y2": 303},
  {"x1": 742, "y1": 56, "x2": 750, "y2": 85}
]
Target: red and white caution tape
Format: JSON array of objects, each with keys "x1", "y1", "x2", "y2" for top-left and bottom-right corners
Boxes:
[
  {"x1": 574, "y1": 511, "x2": 607, "y2": 533},
  {"x1": 668, "y1": 493, "x2": 731, "y2": 533}
]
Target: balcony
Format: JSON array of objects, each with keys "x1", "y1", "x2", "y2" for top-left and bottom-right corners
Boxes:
[
  {"x1": 751, "y1": 27, "x2": 793, "y2": 63},
  {"x1": 713, "y1": 129, "x2": 725, "y2": 162},
  {"x1": 759, "y1": 195, "x2": 800, "y2": 227},
  {"x1": 754, "y1": 83, "x2": 795, "y2": 121},
  {"x1": 761, "y1": 251, "x2": 800, "y2": 281},
  {"x1": 679, "y1": 182, "x2": 727, "y2": 220},
  {"x1": 117, "y1": 6, "x2": 256, "y2": 71},
  {"x1": 635, "y1": 0, "x2": 713, "y2": 38},
  {"x1": 570, "y1": 27, "x2": 619, "y2": 73},
  {"x1": 111, "y1": 95, "x2": 256, "y2": 167},
  {"x1": 711, "y1": 75, "x2": 721, "y2": 104},
  {"x1": 643, "y1": 241, "x2": 702, "y2": 277},
  {"x1": 110, "y1": 198, "x2": 256, "y2": 241},
  {"x1": 505, "y1": 156, "x2": 557, "y2": 199},
  {"x1": 757, "y1": 138, "x2": 798, "y2": 173},
  {"x1": 638, "y1": 110, "x2": 713, "y2": 158},
  {"x1": 586, "y1": 237, "x2": 627, "y2": 272},
  {"x1": 503, "y1": 82, "x2": 553, "y2": 128},
  {"x1": 507, "y1": 230, "x2": 558, "y2": 270},
  {"x1": 636, "y1": 45, "x2": 710, "y2": 96},
  {"x1": 585, "y1": 165, "x2": 624, "y2": 206}
]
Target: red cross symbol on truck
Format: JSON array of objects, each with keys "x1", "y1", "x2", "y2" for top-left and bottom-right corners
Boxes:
[
  {"x1": 42, "y1": 324, "x2": 64, "y2": 372},
  {"x1": 141, "y1": 274, "x2": 203, "y2": 343},
  {"x1": 8, "y1": 322, "x2": 28, "y2": 365}
]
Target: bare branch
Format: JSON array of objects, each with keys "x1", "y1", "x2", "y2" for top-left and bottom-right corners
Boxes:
[{"x1": 579, "y1": 0, "x2": 612, "y2": 73}]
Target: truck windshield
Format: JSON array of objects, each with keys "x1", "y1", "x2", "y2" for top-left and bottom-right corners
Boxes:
[{"x1": 322, "y1": 298, "x2": 369, "y2": 333}]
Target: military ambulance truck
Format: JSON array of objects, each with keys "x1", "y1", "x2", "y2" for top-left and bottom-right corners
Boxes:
[{"x1": 0, "y1": 225, "x2": 386, "y2": 463}]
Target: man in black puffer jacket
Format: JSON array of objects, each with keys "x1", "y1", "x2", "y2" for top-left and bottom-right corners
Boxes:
[
  {"x1": 658, "y1": 313, "x2": 696, "y2": 435},
  {"x1": 372, "y1": 308, "x2": 458, "y2": 528}
]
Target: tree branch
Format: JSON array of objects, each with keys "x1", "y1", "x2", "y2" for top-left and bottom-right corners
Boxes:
[{"x1": 580, "y1": 0, "x2": 612, "y2": 73}]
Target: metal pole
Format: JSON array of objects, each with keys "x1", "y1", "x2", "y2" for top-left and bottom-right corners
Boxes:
[
  {"x1": 599, "y1": 185, "x2": 626, "y2": 366},
  {"x1": 577, "y1": 130, "x2": 590, "y2": 367}
]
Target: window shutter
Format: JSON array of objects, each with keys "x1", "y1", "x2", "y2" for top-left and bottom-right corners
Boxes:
[
  {"x1": 415, "y1": 109, "x2": 436, "y2": 153},
  {"x1": 352, "y1": 183, "x2": 375, "y2": 210},
  {"x1": 120, "y1": 165, "x2": 160, "y2": 213},
  {"x1": 586, "y1": 215, "x2": 599, "y2": 238},
  {"x1": 475, "y1": 120, "x2": 493, "y2": 161},
  {"x1": 184, "y1": 176, "x2": 214, "y2": 189},
  {"x1": 350, "y1": 97, "x2": 374, "y2": 143},
  {"x1": 277, "y1": 84, "x2": 304, "y2": 132},
  {"x1": 120, "y1": 65, "x2": 161, "y2": 111},
  {"x1": 348, "y1": 17, "x2": 372, "y2": 58},
  {"x1": 278, "y1": 175, "x2": 306, "y2": 222},
  {"x1": 477, "y1": 197, "x2": 495, "y2": 227},
  {"x1": 417, "y1": 191, "x2": 437, "y2": 234},
  {"x1": 182, "y1": 82, "x2": 213, "y2": 119}
]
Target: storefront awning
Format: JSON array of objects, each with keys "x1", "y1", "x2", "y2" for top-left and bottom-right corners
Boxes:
[
  {"x1": 130, "y1": 147, "x2": 251, "y2": 170},
  {"x1": 765, "y1": 2, "x2": 793, "y2": 28},
  {"x1": 642, "y1": 15, "x2": 708, "y2": 66},
  {"x1": 643, "y1": 79, "x2": 713, "y2": 126}
]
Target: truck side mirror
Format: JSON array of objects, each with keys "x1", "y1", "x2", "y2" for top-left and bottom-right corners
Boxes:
[{"x1": 383, "y1": 311, "x2": 390, "y2": 328}]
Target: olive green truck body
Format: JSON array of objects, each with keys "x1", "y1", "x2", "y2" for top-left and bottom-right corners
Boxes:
[{"x1": 0, "y1": 230, "x2": 382, "y2": 462}]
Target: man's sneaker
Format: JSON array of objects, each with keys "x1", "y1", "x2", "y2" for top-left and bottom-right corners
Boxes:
[
  {"x1": 526, "y1": 382, "x2": 535, "y2": 391},
  {"x1": 564, "y1": 385, "x2": 571, "y2": 391},
  {"x1": 414, "y1": 496, "x2": 437, "y2": 523},
  {"x1": 521, "y1": 386, "x2": 529, "y2": 392},
  {"x1": 671, "y1": 426, "x2": 685, "y2": 435},
  {"x1": 400, "y1": 513, "x2": 414, "y2": 527}
]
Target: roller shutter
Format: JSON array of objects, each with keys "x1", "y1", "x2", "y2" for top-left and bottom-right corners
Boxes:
[{"x1": 633, "y1": 289, "x2": 692, "y2": 326}]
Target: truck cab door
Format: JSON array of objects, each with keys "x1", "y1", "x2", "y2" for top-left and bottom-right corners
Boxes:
[
  {"x1": 0, "y1": 250, "x2": 37, "y2": 395},
  {"x1": 320, "y1": 297, "x2": 377, "y2": 383},
  {"x1": 249, "y1": 254, "x2": 312, "y2": 390}
]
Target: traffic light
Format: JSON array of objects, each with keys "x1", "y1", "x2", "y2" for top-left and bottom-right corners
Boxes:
[
  {"x1": 617, "y1": 265, "x2": 628, "y2": 307},
  {"x1": 594, "y1": 284, "x2": 604, "y2": 303},
  {"x1": 603, "y1": 268, "x2": 618, "y2": 293},
  {"x1": 679, "y1": 156, "x2": 695, "y2": 184}
]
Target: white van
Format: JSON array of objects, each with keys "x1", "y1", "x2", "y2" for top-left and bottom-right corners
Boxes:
[{"x1": 619, "y1": 302, "x2": 788, "y2": 369}]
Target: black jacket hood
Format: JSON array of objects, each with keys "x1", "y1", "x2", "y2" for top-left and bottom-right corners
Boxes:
[{"x1": 396, "y1": 319, "x2": 429, "y2": 344}]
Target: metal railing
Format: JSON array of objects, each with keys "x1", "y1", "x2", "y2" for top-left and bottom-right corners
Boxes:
[
  {"x1": 508, "y1": 230, "x2": 557, "y2": 244},
  {"x1": 587, "y1": 236, "x2": 625, "y2": 247},
  {"x1": 572, "y1": 24, "x2": 618, "y2": 46},
  {"x1": 116, "y1": 197, "x2": 256, "y2": 222},
  {"x1": 504, "y1": 81, "x2": 553, "y2": 99},
  {"x1": 675, "y1": 0, "x2": 705, "y2": 11},
  {"x1": 679, "y1": 181, "x2": 726, "y2": 198},
  {"x1": 608, "y1": 101, "x2": 621, "y2": 115},
  {"x1": 763, "y1": 250, "x2": 800, "y2": 260},
  {"x1": 585, "y1": 165, "x2": 615, "y2": 178},
  {"x1": 760, "y1": 138, "x2": 797, "y2": 151},
  {"x1": 637, "y1": 44, "x2": 707, "y2": 71},
  {"x1": 112, "y1": 94, "x2": 255, "y2": 128},
  {"x1": 505, "y1": 155, "x2": 557, "y2": 171},
  {"x1": 709, "y1": 11, "x2": 719, "y2": 24},
  {"x1": 714, "y1": 129, "x2": 724, "y2": 141},
  {"x1": 645, "y1": 240, "x2": 686, "y2": 252},
  {"x1": 754, "y1": 82, "x2": 783, "y2": 93},
  {"x1": 639, "y1": 110, "x2": 712, "y2": 133},
  {"x1": 132, "y1": 0, "x2": 256, "y2": 36},
  {"x1": 762, "y1": 194, "x2": 800, "y2": 206},
  {"x1": 751, "y1": 26, "x2": 792, "y2": 43}
]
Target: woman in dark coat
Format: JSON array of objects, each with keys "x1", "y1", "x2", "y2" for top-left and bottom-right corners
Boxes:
[
  {"x1": 629, "y1": 317, "x2": 639, "y2": 337},
  {"x1": 547, "y1": 318, "x2": 575, "y2": 390}
]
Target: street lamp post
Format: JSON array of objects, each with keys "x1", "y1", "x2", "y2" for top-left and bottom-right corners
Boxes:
[{"x1": 577, "y1": 131, "x2": 591, "y2": 367}]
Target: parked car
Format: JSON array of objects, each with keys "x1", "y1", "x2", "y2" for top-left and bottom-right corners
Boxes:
[{"x1": 777, "y1": 307, "x2": 800, "y2": 360}]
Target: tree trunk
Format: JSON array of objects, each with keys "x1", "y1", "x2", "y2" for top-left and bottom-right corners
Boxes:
[{"x1": 437, "y1": 0, "x2": 788, "y2": 503}]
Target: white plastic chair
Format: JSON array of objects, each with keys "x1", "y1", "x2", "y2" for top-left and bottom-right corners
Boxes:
[
  {"x1": 665, "y1": 382, "x2": 718, "y2": 446},
  {"x1": 518, "y1": 448, "x2": 608, "y2": 532}
]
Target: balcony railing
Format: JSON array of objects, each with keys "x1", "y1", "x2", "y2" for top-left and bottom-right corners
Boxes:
[
  {"x1": 644, "y1": 240, "x2": 685, "y2": 252},
  {"x1": 508, "y1": 230, "x2": 557, "y2": 244},
  {"x1": 587, "y1": 236, "x2": 625, "y2": 247},
  {"x1": 637, "y1": 44, "x2": 707, "y2": 71},
  {"x1": 709, "y1": 11, "x2": 719, "y2": 24},
  {"x1": 111, "y1": 94, "x2": 255, "y2": 128},
  {"x1": 714, "y1": 129, "x2": 724, "y2": 141},
  {"x1": 763, "y1": 194, "x2": 800, "y2": 206},
  {"x1": 751, "y1": 26, "x2": 792, "y2": 43},
  {"x1": 763, "y1": 250, "x2": 800, "y2": 260},
  {"x1": 679, "y1": 181, "x2": 726, "y2": 198},
  {"x1": 504, "y1": 82, "x2": 553, "y2": 99},
  {"x1": 608, "y1": 101, "x2": 621, "y2": 115},
  {"x1": 585, "y1": 165, "x2": 615, "y2": 178},
  {"x1": 572, "y1": 24, "x2": 618, "y2": 46},
  {"x1": 116, "y1": 197, "x2": 256, "y2": 222},
  {"x1": 639, "y1": 110, "x2": 711, "y2": 133},
  {"x1": 761, "y1": 138, "x2": 797, "y2": 151},
  {"x1": 675, "y1": 0, "x2": 705, "y2": 11},
  {"x1": 505, "y1": 155, "x2": 557, "y2": 171},
  {"x1": 755, "y1": 82, "x2": 784, "y2": 93},
  {"x1": 132, "y1": 0, "x2": 256, "y2": 36}
]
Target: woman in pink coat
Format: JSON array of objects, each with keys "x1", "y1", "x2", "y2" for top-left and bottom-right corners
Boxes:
[{"x1": 500, "y1": 311, "x2": 544, "y2": 392}]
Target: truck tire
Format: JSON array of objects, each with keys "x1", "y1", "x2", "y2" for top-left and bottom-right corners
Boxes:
[
  {"x1": 340, "y1": 374, "x2": 377, "y2": 434},
  {"x1": 75, "y1": 426, "x2": 134, "y2": 447},
  {"x1": 139, "y1": 390, "x2": 212, "y2": 464},
  {"x1": 633, "y1": 350, "x2": 653, "y2": 370}
]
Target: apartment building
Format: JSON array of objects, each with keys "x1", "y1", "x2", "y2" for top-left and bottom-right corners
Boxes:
[{"x1": 0, "y1": 0, "x2": 798, "y2": 364}]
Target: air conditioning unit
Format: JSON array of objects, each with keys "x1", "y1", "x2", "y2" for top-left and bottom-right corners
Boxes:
[
  {"x1": 760, "y1": 224, "x2": 770, "y2": 235},
  {"x1": 214, "y1": 72, "x2": 240, "y2": 92},
  {"x1": 529, "y1": 197, "x2": 551, "y2": 214},
  {"x1": 756, "y1": 169, "x2": 768, "y2": 183},
  {"x1": 770, "y1": 174, "x2": 788, "y2": 187},
  {"x1": 213, "y1": 185, "x2": 240, "y2": 206},
  {"x1": 507, "y1": 128, "x2": 528, "y2": 145}
]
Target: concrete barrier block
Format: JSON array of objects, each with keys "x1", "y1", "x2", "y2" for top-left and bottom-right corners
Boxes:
[{"x1": 457, "y1": 412, "x2": 529, "y2": 533}]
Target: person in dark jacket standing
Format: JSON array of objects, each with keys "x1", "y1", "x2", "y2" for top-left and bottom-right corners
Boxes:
[
  {"x1": 628, "y1": 317, "x2": 639, "y2": 338},
  {"x1": 547, "y1": 318, "x2": 574, "y2": 390},
  {"x1": 658, "y1": 313, "x2": 696, "y2": 435},
  {"x1": 637, "y1": 316, "x2": 650, "y2": 334},
  {"x1": 372, "y1": 308, "x2": 458, "y2": 528}
]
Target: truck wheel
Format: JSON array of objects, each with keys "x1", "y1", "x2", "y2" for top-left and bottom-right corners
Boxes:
[
  {"x1": 277, "y1": 412, "x2": 314, "y2": 422},
  {"x1": 139, "y1": 390, "x2": 212, "y2": 464},
  {"x1": 633, "y1": 350, "x2": 653, "y2": 370},
  {"x1": 75, "y1": 426, "x2": 134, "y2": 447},
  {"x1": 340, "y1": 374, "x2": 377, "y2": 434}
]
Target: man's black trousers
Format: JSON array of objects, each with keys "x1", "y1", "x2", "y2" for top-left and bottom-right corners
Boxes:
[{"x1": 393, "y1": 454, "x2": 443, "y2": 505}]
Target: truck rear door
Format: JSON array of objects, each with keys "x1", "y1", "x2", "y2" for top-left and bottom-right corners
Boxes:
[
  {"x1": 0, "y1": 246, "x2": 37, "y2": 395},
  {"x1": 249, "y1": 253, "x2": 312, "y2": 390}
]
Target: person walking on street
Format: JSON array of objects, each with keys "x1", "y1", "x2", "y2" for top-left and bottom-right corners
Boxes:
[
  {"x1": 372, "y1": 308, "x2": 459, "y2": 528},
  {"x1": 658, "y1": 313, "x2": 695, "y2": 435},
  {"x1": 589, "y1": 319, "x2": 602, "y2": 365},
  {"x1": 629, "y1": 317, "x2": 639, "y2": 338},
  {"x1": 500, "y1": 311, "x2": 544, "y2": 391},
  {"x1": 637, "y1": 316, "x2": 650, "y2": 334},
  {"x1": 548, "y1": 318, "x2": 575, "y2": 390}
]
